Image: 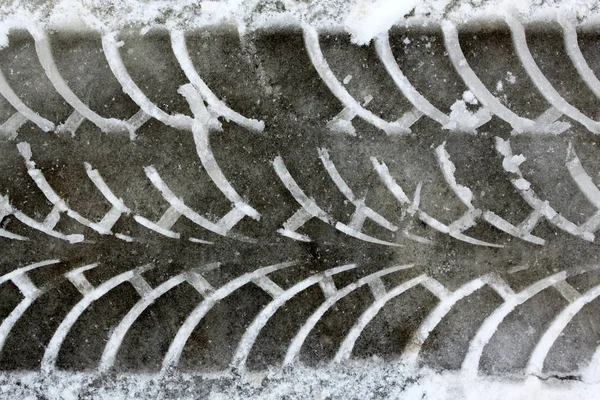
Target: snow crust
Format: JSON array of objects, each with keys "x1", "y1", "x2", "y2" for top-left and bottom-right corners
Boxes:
[
  {"x1": 0, "y1": 363, "x2": 598, "y2": 400},
  {"x1": 345, "y1": 0, "x2": 421, "y2": 45},
  {"x1": 1, "y1": 0, "x2": 600, "y2": 43}
]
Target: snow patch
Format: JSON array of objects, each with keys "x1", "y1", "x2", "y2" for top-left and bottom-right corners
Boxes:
[
  {"x1": 514, "y1": 178, "x2": 531, "y2": 190},
  {"x1": 436, "y1": 142, "x2": 474, "y2": 205},
  {"x1": 506, "y1": 71, "x2": 517, "y2": 85},
  {"x1": 502, "y1": 154, "x2": 526, "y2": 173},
  {"x1": 495, "y1": 81, "x2": 504, "y2": 92},
  {"x1": 0, "y1": 195, "x2": 12, "y2": 215},
  {"x1": 443, "y1": 99, "x2": 491, "y2": 133},
  {"x1": 1, "y1": 0, "x2": 600, "y2": 36},
  {"x1": 345, "y1": 0, "x2": 420, "y2": 45},
  {"x1": 462, "y1": 90, "x2": 478, "y2": 105},
  {"x1": 0, "y1": 365, "x2": 598, "y2": 400}
]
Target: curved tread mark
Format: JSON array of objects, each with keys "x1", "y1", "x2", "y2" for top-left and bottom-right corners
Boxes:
[
  {"x1": 179, "y1": 84, "x2": 261, "y2": 226},
  {"x1": 442, "y1": 21, "x2": 569, "y2": 135},
  {"x1": 273, "y1": 155, "x2": 401, "y2": 246},
  {"x1": 401, "y1": 275, "x2": 493, "y2": 366},
  {"x1": 374, "y1": 32, "x2": 451, "y2": 128},
  {"x1": 28, "y1": 26, "x2": 130, "y2": 135},
  {"x1": 1, "y1": 194, "x2": 84, "y2": 243},
  {"x1": 99, "y1": 262, "x2": 221, "y2": 371},
  {"x1": 133, "y1": 208, "x2": 182, "y2": 239},
  {"x1": 17, "y1": 142, "x2": 132, "y2": 240},
  {"x1": 144, "y1": 166, "x2": 254, "y2": 243},
  {"x1": 435, "y1": 143, "x2": 504, "y2": 247},
  {"x1": 0, "y1": 259, "x2": 63, "y2": 353},
  {"x1": 565, "y1": 143, "x2": 600, "y2": 234},
  {"x1": 101, "y1": 33, "x2": 193, "y2": 131},
  {"x1": 85, "y1": 163, "x2": 180, "y2": 241},
  {"x1": 0, "y1": 227, "x2": 28, "y2": 241},
  {"x1": 442, "y1": 21, "x2": 534, "y2": 133},
  {"x1": 333, "y1": 274, "x2": 432, "y2": 363},
  {"x1": 0, "y1": 67, "x2": 55, "y2": 133},
  {"x1": 436, "y1": 142, "x2": 546, "y2": 245},
  {"x1": 283, "y1": 264, "x2": 414, "y2": 366},
  {"x1": 302, "y1": 24, "x2": 410, "y2": 136},
  {"x1": 460, "y1": 266, "x2": 600, "y2": 378},
  {"x1": 560, "y1": 16, "x2": 600, "y2": 100},
  {"x1": 504, "y1": 13, "x2": 600, "y2": 134},
  {"x1": 320, "y1": 148, "x2": 431, "y2": 244},
  {"x1": 0, "y1": 262, "x2": 147, "y2": 366},
  {"x1": 161, "y1": 261, "x2": 298, "y2": 371},
  {"x1": 88, "y1": 161, "x2": 215, "y2": 243},
  {"x1": 371, "y1": 156, "x2": 507, "y2": 246},
  {"x1": 526, "y1": 281, "x2": 600, "y2": 378},
  {"x1": 461, "y1": 271, "x2": 565, "y2": 377},
  {"x1": 400, "y1": 273, "x2": 523, "y2": 367},
  {"x1": 318, "y1": 148, "x2": 398, "y2": 233},
  {"x1": 170, "y1": 30, "x2": 264, "y2": 132},
  {"x1": 331, "y1": 266, "x2": 585, "y2": 366},
  {"x1": 496, "y1": 137, "x2": 595, "y2": 241},
  {"x1": 0, "y1": 196, "x2": 28, "y2": 240},
  {"x1": 190, "y1": 122, "x2": 260, "y2": 222},
  {"x1": 231, "y1": 263, "x2": 359, "y2": 373},
  {"x1": 41, "y1": 263, "x2": 155, "y2": 372},
  {"x1": 0, "y1": 259, "x2": 60, "y2": 287},
  {"x1": 273, "y1": 155, "x2": 332, "y2": 242}
]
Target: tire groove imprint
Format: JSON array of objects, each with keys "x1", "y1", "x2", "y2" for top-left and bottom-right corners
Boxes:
[
  {"x1": 2, "y1": 258, "x2": 599, "y2": 379},
  {"x1": 2, "y1": 16, "x2": 600, "y2": 137},
  {"x1": 4, "y1": 11, "x2": 600, "y2": 396}
]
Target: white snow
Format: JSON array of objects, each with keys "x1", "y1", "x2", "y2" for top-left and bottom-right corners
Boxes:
[
  {"x1": 443, "y1": 99, "x2": 491, "y2": 133},
  {"x1": 502, "y1": 154, "x2": 526, "y2": 173},
  {"x1": 1, "y1": 0, "x2": 600, "y2": 38},
  {"x1": 0, "y1": 365, "x2": 598, "y2": 400},
  {"x1": 506, "y1": 71, "x2": 517, "y2": 85},
  {"x1": 436, "y1": 142, "x2": 474, "y2": 206},
  {"x1": 345, "y1": 0, "x2": 421, "y2": 45},
  {"x1": 514, "y1": 178, "x2": 532, "y2": 190},
  {"x1": 462, "y1": 90, "x2": 478, "y2": 105}
]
